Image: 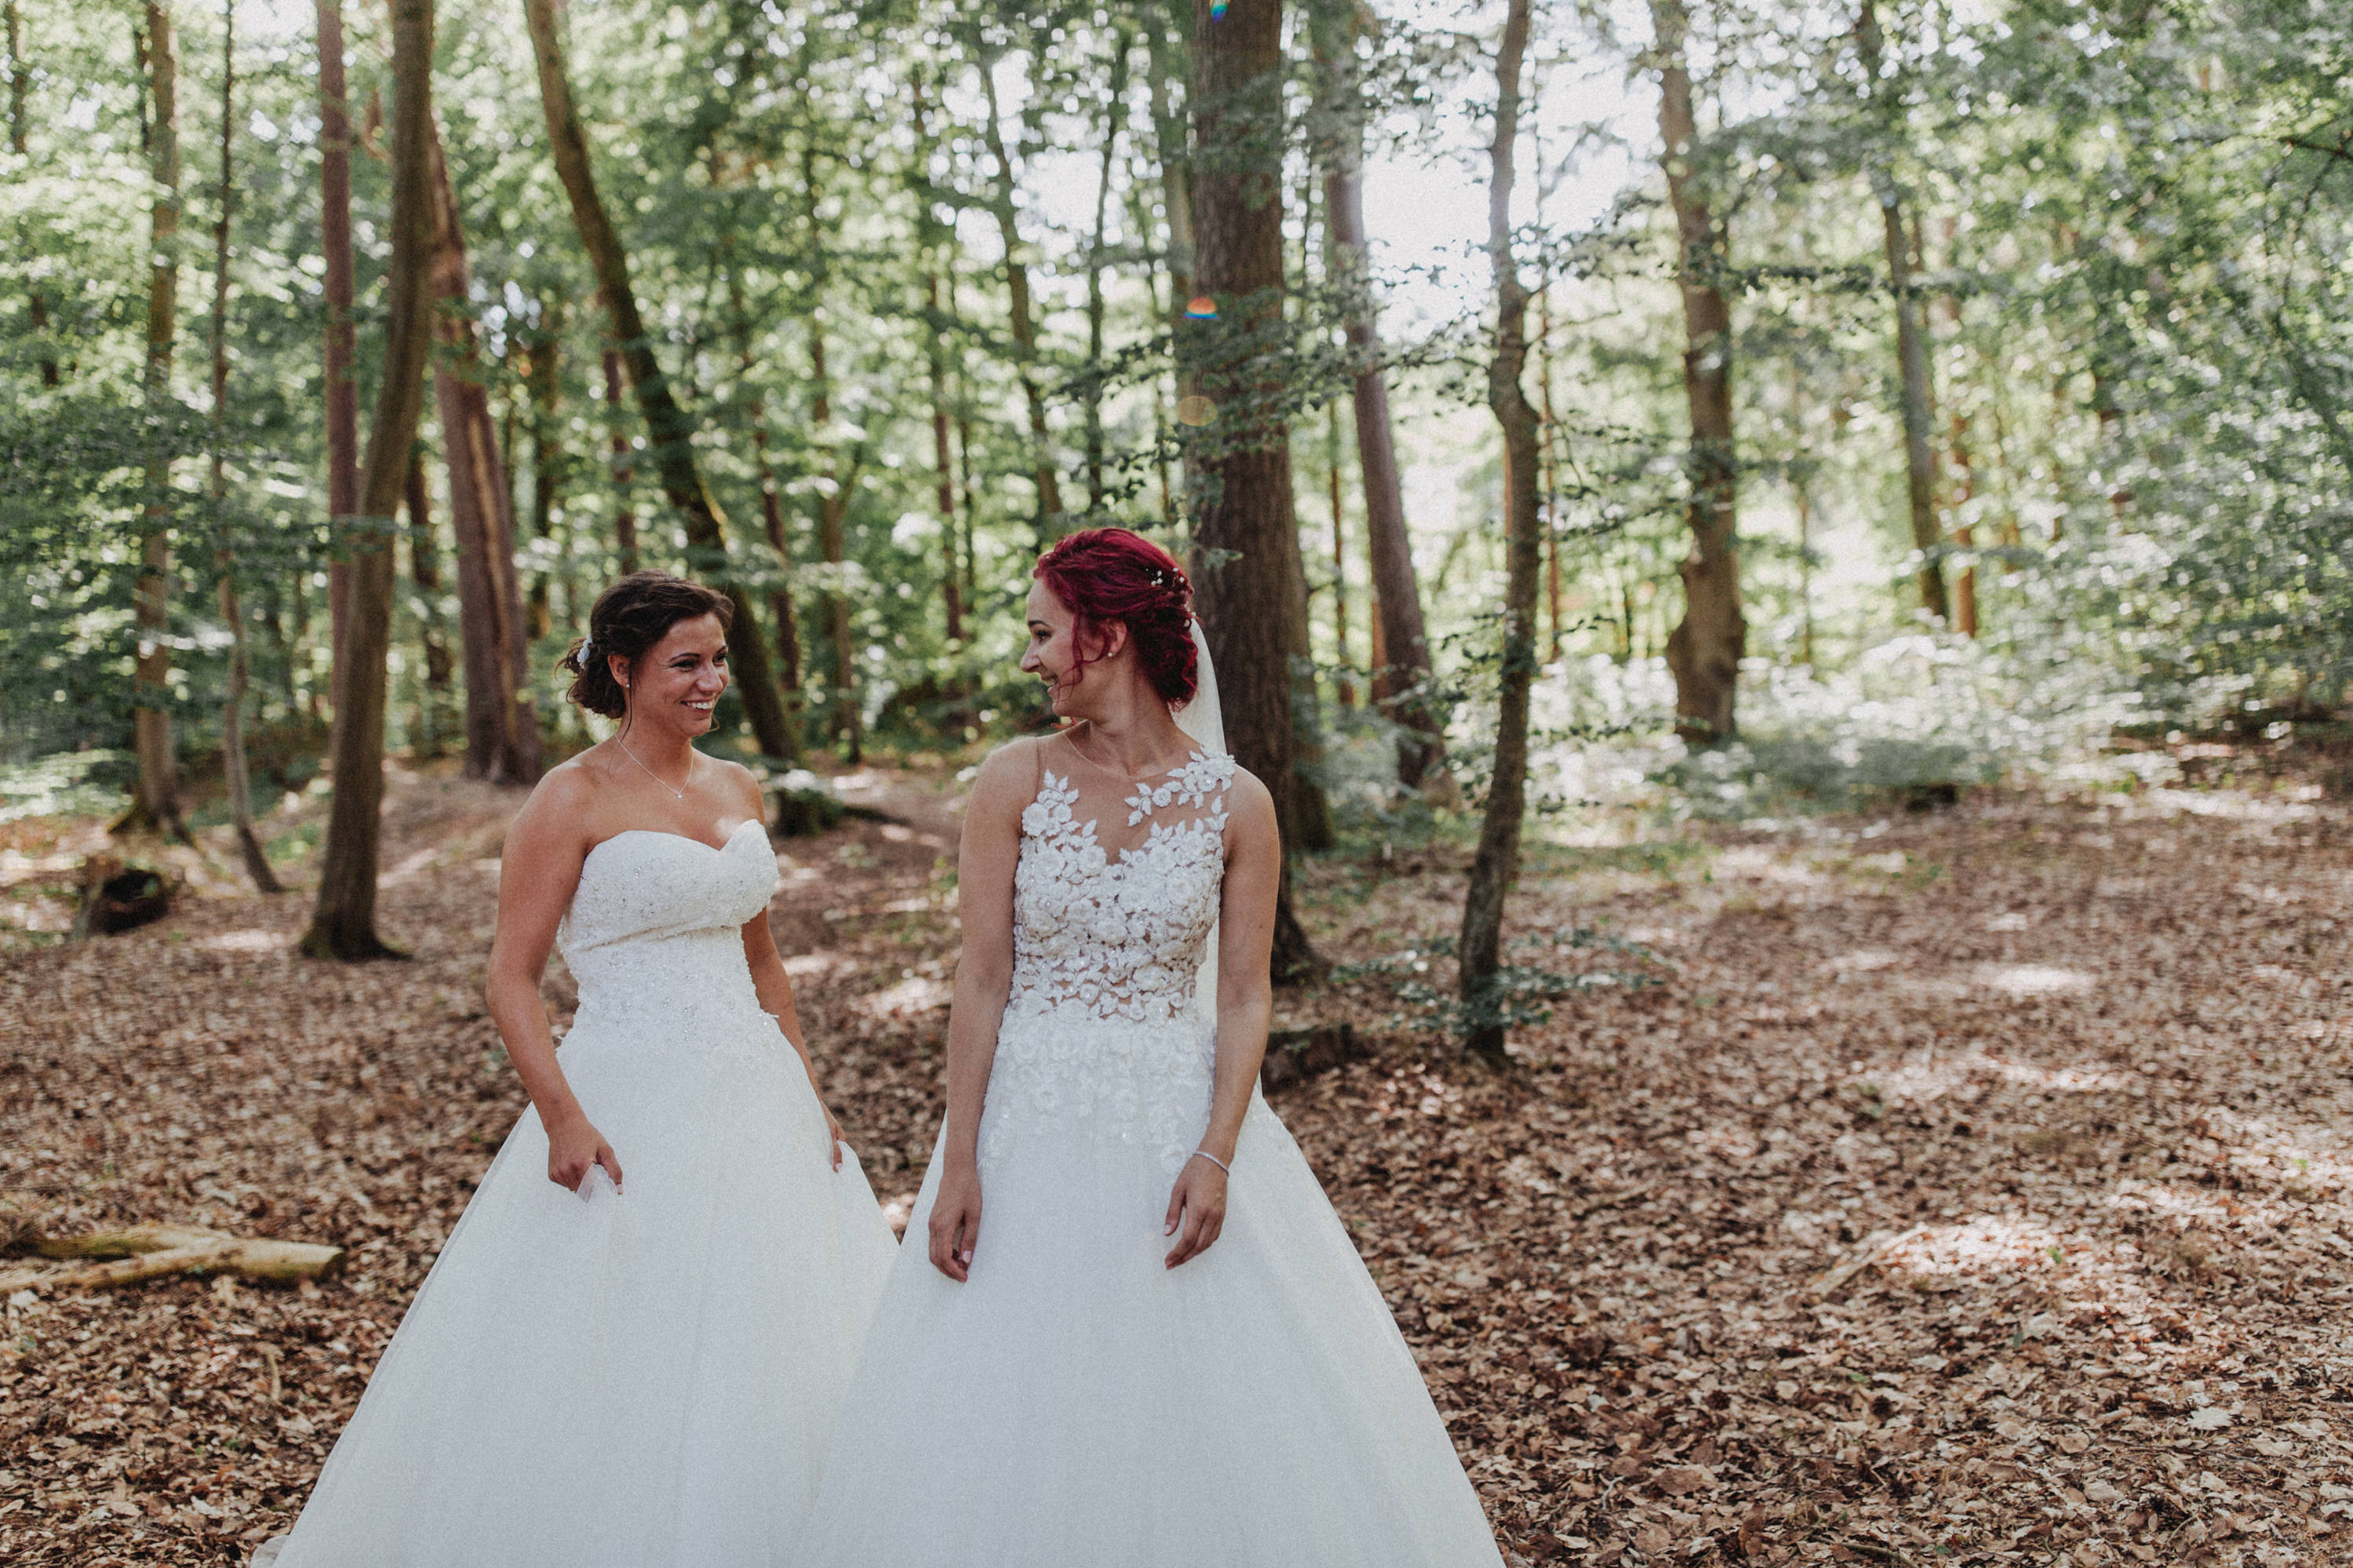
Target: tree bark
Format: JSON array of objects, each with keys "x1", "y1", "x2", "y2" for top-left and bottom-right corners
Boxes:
[
  {"x1": 1459, "y1": 0, "x2": 1543, "y2": 1064},
  {"x1": 6, "y1": 2, "x2": 57, "y2": 387},
  {"x1": 1652, "y1": 0, "x2": 1744, "y2": 743},
  {"x1": 599, "y1": 334, "x2": 638, "y2": 573},
  {"x1": 1309, "y1": 0, "x2": 1444, "y2": 785},
  {"x1": 300, "y1": 0, "x2": 437, "y2": 962},
  {"x1": 715, "y1": 257, "x2": 803, "y2": 754},
  {"x1": 976, "y1": 51, "x2": 1065, "y2": 539},
  {"x1": 315, "y1": 0, "x2": 357, "y2": 740},
  {"x1": 909, "y1": 80, "x2": 965, "y2": 660},
  {"x1": 1856, "y1": 2, "x2": 1946, "y2": 625},
  {"x1": 1084, "y1": 35, "x2": 1129, "y2": 515},
  {"x1": 523, "y1": 0, "x2": 795, "y2": 759},
  {"x1": 403, "y1": 450, "x2": 453, "y2": 755},
  {"x1": 428, "y1": 122, "x2": 541, "y2": 784},
  {"x1": 1188, "y1": 0, "x2": 1317, "y2": 980},
  {"x1": 129, "y1": 2, "x2": 188, "y2": 843},
  {"x1": 524, "y1": 290, "x2": 562, "y2": 642},
  {"x1": 205, "y1": 2, "x2": 279, "y2": 891}
]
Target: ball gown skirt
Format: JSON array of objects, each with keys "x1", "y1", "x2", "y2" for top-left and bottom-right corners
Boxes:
[
  {"x1": 801, "y1": 756, "x2": 1505, "y2": 1568},
  {"x1": 264, "y1": 824, "x2": 898, "y2": 1567}
]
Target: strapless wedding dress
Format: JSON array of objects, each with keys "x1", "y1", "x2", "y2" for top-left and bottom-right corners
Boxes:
[
  {"x1": 801, "y1": 753, "x2": 1504, "y2": 1567},
  {"x1": 263, "y1": 820, "x2": 896, "y2": 1567}
]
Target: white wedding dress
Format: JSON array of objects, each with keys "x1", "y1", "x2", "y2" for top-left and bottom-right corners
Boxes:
[
  {"x1": 261, "y1": 821, "x2": 897, "y2": 1567},
  {"x1": 800, "y1": 740, "x2": 1505, "y2": 1567}
]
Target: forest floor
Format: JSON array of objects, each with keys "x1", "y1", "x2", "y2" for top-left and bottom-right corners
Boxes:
[{"x1": 2, "y1": 751, "x2": 2351, "y2": 1566}]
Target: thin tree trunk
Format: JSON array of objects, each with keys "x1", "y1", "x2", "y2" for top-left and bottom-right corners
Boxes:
[
  {"x1": 1652, "y1": 0, "x2": 1744, "y2": 743},
  {"x1": 910, "y1": 80, "x2": 966, "y2": 659},
  {"x1": 1309, "y1": 0, "x2": 1443, "y2": 785},
  {"x1": 1145, "y1": 27, "x2": 1196, "y2": 357},
  {"x1": 976, "y1": 52, "x2": 1065, "y2": 539},
  {"x1": 6, "y1": 2, "x2": 57, "y2": 386},
  {"x1": 720, "y1": 253, "x2": 803, "y2": 758},
  {"x1": 129, "y1": 2, "x2": 189, "y2": 843},
  {"x1": 404, "y1": 451, "x2": 453, "y2": 755},
  {"x1": 206, "y1": 2, "x2": 279, "y2": 891},
  {"x1": 316, "y1": 0, "x2": 357, "y2": 740},
  {"x1": 523, "y1": 0, "x2": 796, "y2": 759},
  {"x1": 300, "y1": 0, "x2": 437, "y2": 962},
  {"x1": 1856, "y1": 2, "x2": 1945, "y2": 624},
  {"x1": 1328, "y1": 398, "x2": 1353, "y2": 706},
  {"x1": 793, "y1": 133, "x2": 859, "y2": 762},
  {"x1": 599, "y1": 333, "x2": 638, "y2": 572},
  {"x1": 525, "y1": 290, "x2": 562, "y2": 642},
  {"x1": 1188, "y1": 0, "x2": 1317, "y2": 981},
  {"x1": 1084, "y1": 35, "x2": 1128, "y2": 515},
  {"x1": 1936, "y1": 220, "x2": 1977, "y2": 637},
  {"x1": 1459, "y1": 0, "x2": 1542, "y2": 1065},
  {"x1": 429, "y1": 124, "x2": 541, "y2": 784}
]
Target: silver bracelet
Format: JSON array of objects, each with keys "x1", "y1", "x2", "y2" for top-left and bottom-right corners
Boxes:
[{"x1": 1189, "y1": 1148, "x2": 1231, "y2": 1175}]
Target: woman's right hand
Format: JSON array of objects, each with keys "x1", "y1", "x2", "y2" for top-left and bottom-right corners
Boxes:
[
  {"x1": 927, "y1": 1161, "x2": 982, "y2": 1282},
  {"x1": 547, "y1": 1112, "x2": 622, "y2": 1194}
]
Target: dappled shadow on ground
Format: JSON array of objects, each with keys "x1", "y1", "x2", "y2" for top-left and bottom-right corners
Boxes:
[{"x1": 2, "y1": 766, "x2": 2348, "y2": 1565}]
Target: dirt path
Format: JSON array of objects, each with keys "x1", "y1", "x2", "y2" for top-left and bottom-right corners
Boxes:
[{"x1": 2, "y1": 768, "x2": 2349, "y2": 1566}]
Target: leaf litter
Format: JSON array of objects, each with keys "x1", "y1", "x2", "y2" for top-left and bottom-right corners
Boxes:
[{"x1": 2, "y1": 763, "x2": 2349, "y2": 1566}]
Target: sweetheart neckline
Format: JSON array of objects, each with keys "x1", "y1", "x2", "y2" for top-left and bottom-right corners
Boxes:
[{"x1": 585, "y1": 819, "x2": 767, "y2": 862}]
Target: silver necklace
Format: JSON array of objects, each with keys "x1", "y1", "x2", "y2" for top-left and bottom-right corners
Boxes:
[{"x1": 615, "y1": 736, "x2": 690, "y2": 800}]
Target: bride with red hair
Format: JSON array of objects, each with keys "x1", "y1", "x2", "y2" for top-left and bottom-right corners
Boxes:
[{"x1": 805, "y1": 529, "x2": 1501, "y2": 1566}]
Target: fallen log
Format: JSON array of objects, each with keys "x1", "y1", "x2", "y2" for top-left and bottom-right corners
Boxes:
[{"x1": 0, "y1": 1222, "x2": 344, "y2": 1293}]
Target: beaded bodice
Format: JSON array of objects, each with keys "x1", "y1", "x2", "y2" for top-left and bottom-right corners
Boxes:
[
  {"x1": 558, "y1": 820, "x2": 778, "y2": 1044},
  {"x1": 1005, "y1": 748, "x2": 1235, "y2": 1028}
]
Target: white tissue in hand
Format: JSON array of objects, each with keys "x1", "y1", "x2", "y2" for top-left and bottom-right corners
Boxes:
[{"x1": 577, "y1": 1165, "x2": 617, "y2": 1204}]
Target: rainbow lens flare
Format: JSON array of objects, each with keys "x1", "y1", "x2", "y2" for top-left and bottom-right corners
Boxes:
[
  {"x1": 1176, "y1": 395, "x2": 1218, "y2": 427},
  {"x1": 1184, "y1": 295, "x2": 1218, "y2": 319},
  {"x1": 1210, "y1": 0, "x2": 1229, "y2": 17}
]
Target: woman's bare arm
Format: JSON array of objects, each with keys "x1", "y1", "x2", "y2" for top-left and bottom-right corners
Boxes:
[
  {"x1": 1164, "y1": 768, "x2": 1280, "y2": 1268},
  {"x1": 927, "y1": 737, "x2": 1036, "y2": 1281},
  {"x1": 483, "y1": 768, "x2": 619, "y2": 1191},
  {"x1": 731, "y1": 766, "x2": 843, "y2": 1169}
]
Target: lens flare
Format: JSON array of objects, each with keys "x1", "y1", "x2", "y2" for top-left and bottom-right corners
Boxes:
[
  {"x1": 1184, "y1": 295, "x2": 1218, "y2": 319},
  {"x1": 1210, "y1": 0, "x2": 1229, "y2": 16},
  {"x1": 1176, "y1": 395, "x2": 1217, "y2": 427}
]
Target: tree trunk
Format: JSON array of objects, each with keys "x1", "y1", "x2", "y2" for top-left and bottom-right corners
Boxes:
[
  {"x1": 1652, "y1": 0, "x2": 1744, "y2": 744},
  {"x1": 299, "y1": 0, "x2": 437, "y2": 962},
  {"x1": 206, "y1": 2, "x2": 279, "y2": 892},
  {"x1": 976, "y1": 52, "x2": 1065, "y2": 539},
  {"x1": 719, "y1": 251, "x2": 803, "y2": 759},
  {"x1": 1459, "y1": 0, "x2": 1542, "y2": 1065},
  {"x1": 599, "y1": 333, "x2": 638, "y2": 573},
  {"x1": 1188, "y1": 0, "x2": 1317, "y2": 981},
  {"x1": 1309, "y1": 0, "x2": 1443, "y2": 785},
  {"x1": 523, "y1": 0, "x2": 796, "y2": 759},
  {"x1": 1327, "y1": 399, "x2": 1353, "y2": 705},
  {"x1": 910, "y1": 80, "x2": 966, "y2": 660},
  {"x1": 1084, "y1": 35, "x2": 1128, "y2": 515},
  {"x1": 404, "y1": 451, "x2": 453, "y2": 755},
  {"x1": 6, "y1": 2, "x2": 57, "y2": 387},
  {"x1": 429, "y1": 122, "x2": 541, "y2": 784},
  {"x1": 1856, "y1": 2, "x2": 1947, "y2": 626},
  {"x1": 316, "y1": 0, "x2": 357, "y2": 742},
  {"x1": 524, "y1": 291, "x2": 562, "y2": 642},
  {"x1": 129, "y1": 2, "x2": 188, "y2": 843}
]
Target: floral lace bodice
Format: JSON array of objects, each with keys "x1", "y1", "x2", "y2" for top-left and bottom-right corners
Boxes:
[
  {"x1": 982, "y1": 741, "x2": 1253, "y2": 1173},
  {"x1": 556, "y1": 820, "x2": 782, "y2": 1057},
  {"x1": 1006, "y1": 748, "x2": 1234, "y2": 1028}
]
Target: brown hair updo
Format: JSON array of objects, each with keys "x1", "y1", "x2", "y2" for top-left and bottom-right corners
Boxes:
[
  {"x1": 1032, "y1": 527, "x2": 1198, "y2": 709},
  {"x1": 557, "y1": 571, "x2": 734, "y2": 720}
]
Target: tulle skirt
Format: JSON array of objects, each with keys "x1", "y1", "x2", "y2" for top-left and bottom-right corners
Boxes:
[
  {"x1": 264, "y1": 1020, "x2": 898, "y2": 1568},
  {"x1": 800, "y1": 1012, "x2": 1504, "y2": 1568}
]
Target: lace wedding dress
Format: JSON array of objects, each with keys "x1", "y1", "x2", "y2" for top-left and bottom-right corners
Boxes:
[
  {"x1": 800, "y1": 740, "x2": 1504, "y2": 1567},
  {"x1": 260, "y1": 821, "x2": 897, "y2": 1567}
]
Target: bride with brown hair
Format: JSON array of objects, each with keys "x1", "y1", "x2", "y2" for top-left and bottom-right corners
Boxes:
[{"x1": 260, "y1": 571, "x2": 895, "y2": 1567}]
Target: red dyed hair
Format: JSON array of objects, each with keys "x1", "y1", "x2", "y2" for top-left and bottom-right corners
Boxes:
[{"x1": 1033, "y1": 527, "x2": 1199, "y2": 709}]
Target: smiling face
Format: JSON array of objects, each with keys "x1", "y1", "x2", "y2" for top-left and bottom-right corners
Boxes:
[
  {"x1": 1020, "y1": 580, "x2": 1127, "y2": 720},
  {"x1": 611, "y1": 613, "x2": 729, "y2": 738}
]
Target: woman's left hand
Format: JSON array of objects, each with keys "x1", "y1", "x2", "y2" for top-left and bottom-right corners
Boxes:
[
  {"x1": 1163, "y1": 1155, "x2": 1228, "y2": 1269},
  {"x1": 820, "y1": 1101, "x2": 844, "y2": 1171}
]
